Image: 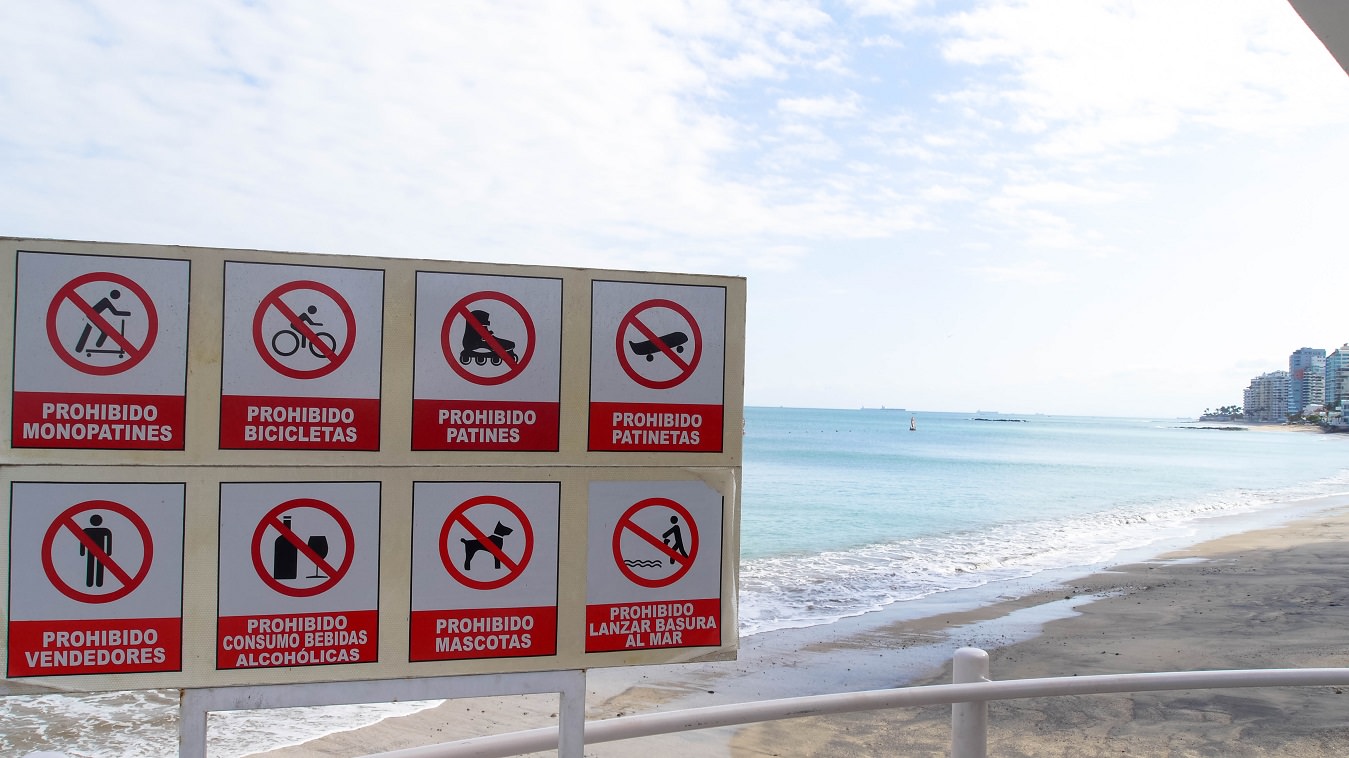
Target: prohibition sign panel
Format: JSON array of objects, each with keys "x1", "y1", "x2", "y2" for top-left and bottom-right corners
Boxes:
[
  {"x1": 409, "y1": 482, "x2": 560, "y2": 662},
  {"x1": 411, "y1": 272, "x2": 563, "y2": 451},
  {"x1": 585, "y1": 480, "x2": 725, "y2": 654},
  {"x1": 220, "y1": 262, "x2": 384, "y2": 451},
  {"x1": 589, "y1": 280, "x2": 727, "y2": 453},
  {"x1": 11, "y1": 251, "x2": 190, "y2": 450},
  {"x1": 217, "y1": 482, "x2": 381, "y2": 671},
  {"x1": 6, "y1": 482, "x2": 186, "y2": 677}
]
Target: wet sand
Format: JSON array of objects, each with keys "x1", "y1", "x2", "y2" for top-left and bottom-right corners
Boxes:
[{"x1": 254, "y1": 503, "x2": 1349, "y2": 757}]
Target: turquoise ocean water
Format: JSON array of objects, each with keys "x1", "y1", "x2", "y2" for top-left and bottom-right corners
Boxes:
[
  {"x1": 5, "y1": 408, "x2": 1349, "y2": 756},
  {"x1": 738, "y1": 407, "x2": 1349, "y2": 635}
]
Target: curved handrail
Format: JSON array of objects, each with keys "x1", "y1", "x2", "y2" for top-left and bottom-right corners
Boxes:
[{"x1": 363, "y1": 666, "x2": 1349, "y2": 758}]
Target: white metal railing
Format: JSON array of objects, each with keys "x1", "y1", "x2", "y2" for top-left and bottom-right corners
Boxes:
[
  {"x1": 361, "y1": 648, "x2": 1349, "y2": 758},
  {"x1": 179, "y1": 671, "x2": 587, "y2": 758}
]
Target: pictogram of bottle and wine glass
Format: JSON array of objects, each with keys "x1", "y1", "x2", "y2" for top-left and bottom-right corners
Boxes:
[{"x1": 272, "y1": 515, "x2": 330, "y2": 580}]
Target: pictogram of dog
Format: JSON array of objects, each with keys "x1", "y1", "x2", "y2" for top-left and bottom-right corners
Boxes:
[{"x1": 461, "y1": 521, "x2": 513, "y2": 570}]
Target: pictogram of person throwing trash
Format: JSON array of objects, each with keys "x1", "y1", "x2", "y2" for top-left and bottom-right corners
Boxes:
[{"x1": 662, "y1": 515, "x2": 688, "y2": 564}]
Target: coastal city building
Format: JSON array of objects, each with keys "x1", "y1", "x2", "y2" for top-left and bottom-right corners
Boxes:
[
  {"x1": 1287, "y1": 347, "x2": 1326, "y2": 416},
  {"x1": 1244, "y1": 371, "x2": 1289, "y2": 423},
  {"x1": 1326, "y1": 344, "x2": 1349, "y2": 411}
]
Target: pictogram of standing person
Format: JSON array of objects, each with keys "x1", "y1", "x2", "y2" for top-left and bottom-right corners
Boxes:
[
  {"x1": 662, "y1": 515, "x2": 687, "y2": 564},
  {"x1": 74, "y1": 289, "x2": 133, "y2": 353},
  {"x1": 80, "y1": 514, "x2": 113, "y2": 588}
]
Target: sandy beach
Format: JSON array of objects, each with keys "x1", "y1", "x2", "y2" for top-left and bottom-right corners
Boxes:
[
  {"x1": 254, "y1": 499, "x2": 1349, "y2": 757},
  {"x1": 731, "y1": 507, "x2": 1349, "y2": 757}
]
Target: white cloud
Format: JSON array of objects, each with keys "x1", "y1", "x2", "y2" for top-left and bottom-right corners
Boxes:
[
  {"x1": 998, "y1": 179, "x2": 1120, "y2": 206},
  {"x1": 843, "y1": 0, "x2": 929, "y2": 20},
  {"x1": 941, "y1": 0, "x2": 1349, "y2": 157},
  {"x1": 967, "y1": 260, "x2": 1069, "y2": 285},
  {"x1": 919, "y1": 183, "x2": 977, "y2": 202},
  {"x1": 0, "y1": 0, "x2": 869, "y2": 264},
  {"x1": 777, "y1": 92, "x2": 864, "y2": 118}
]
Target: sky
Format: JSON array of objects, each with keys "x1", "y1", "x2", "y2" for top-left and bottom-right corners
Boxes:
[{"x1": 3, "y1": 1, "x2": 1348, "y2": 418}]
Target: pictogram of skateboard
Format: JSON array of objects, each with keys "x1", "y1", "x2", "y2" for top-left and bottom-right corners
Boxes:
[{"x1": 628, "y1": 331, "x2": 687, "y2": 361}]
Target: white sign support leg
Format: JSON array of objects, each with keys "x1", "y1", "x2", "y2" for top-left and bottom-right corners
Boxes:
[
  {"x1": 179, "y1": 670, "x2": 587, "y2": 758},
  {"x1": 559, "y1": 672, "x2": 586, "y2": 757}
]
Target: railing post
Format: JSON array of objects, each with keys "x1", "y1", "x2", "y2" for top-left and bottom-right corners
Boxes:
[
  {"x1": 179, "y1": 688, "x2": 208, "y2": 758},
  {"x1": 951, "y1": 647, "x2": 989, "y2": 758},
  {"x1": 558, "y1": 669, "x2": 586, "y2": 758}
]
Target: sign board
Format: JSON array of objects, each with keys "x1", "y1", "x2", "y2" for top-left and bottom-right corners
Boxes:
[
  {"x1": 220, "y1": 261, "x2": 385, "y2": 451},
  {"x1": 588, "y1": 281, "x2": 726, "y2": 452},
  {"x1": 584, "y1": 480, "x2": 724, "y2": 652},
  {"x1": 409, "y1": 481, "x2": 559, "y2": 661},
  {"x1": 10, "y1": 251, "x2": 190, "y2": 450},
  {"x1": 2, "y1": 238, "x2": 743, "y2": 695},
  {"x1": 412, "y1": 273, "x2": 563, "y2": 451},
  {"x1": 6, "y1": 482, "x2": 184, "y2": 676},
  {"x1": 216, "y1": 482, "x2": 381, "y2": 670}
]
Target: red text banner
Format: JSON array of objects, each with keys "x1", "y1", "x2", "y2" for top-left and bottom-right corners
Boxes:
[
  {"x1": 584, "y1": 598, "x2": 721, "y2": 652},
  {"x1": 588, "y1": 402, "x2": 723, "y2": 453},
  {"x1": 220, "y1": 395, "x2": 380, "y2": 450},
  {"x1": 7, "y1": 617, "x2": 182, "y2": 677},
  {"x1": 10, "y1": 391, "x2": 185, "y2": 450},
  {"x1": 409, "y1": 607, "x2": 557, "y2": 661},
  {"x1": 411, "y1": 400, "x2": 560, "y2": 451},
  {"x1": 216, "y1": 610, "x2": 378, "y2": 669}
]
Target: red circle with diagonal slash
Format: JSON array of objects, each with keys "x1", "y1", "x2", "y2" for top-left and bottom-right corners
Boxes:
[
  {"x1": 441, "y1": 291, "x2": 536, "y2": 386},
  {"x1": 439, "y1": 495, "x2": 534, "y2": 590},
  {"x1": 252, "y1": 280, "x2": 356, "y2": 379},
  {"x1": 45, "y1": 272, "x2": 159, "y2": 376},
  {"x1": 42, "y1": 499, "x2": 154, "y2": 604},
  {"x1": 612, "y1": 497, "x2": 699, "y2": 588},
  {"x1": 615, "y1": 299, "x2": 702, "y2": 390},
  {"x1": 251, "y1": 498, "x2": 356, "y2": 598}
]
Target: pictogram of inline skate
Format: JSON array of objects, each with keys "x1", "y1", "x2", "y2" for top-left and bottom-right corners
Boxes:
[{"x1": 459, "y1": 309, "x2": 518, "y2": 366}]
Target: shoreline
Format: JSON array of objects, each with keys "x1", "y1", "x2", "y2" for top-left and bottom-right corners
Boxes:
[
  {"x1": 252, "y1": 494, "x2": 1349, "y2": 757},
  {"x1": 1184, "y1": 421, "x2": 1328, "y2": 433},
  {"x1": 733, "y1": 502, "x2": 1349, "y2": 756}
]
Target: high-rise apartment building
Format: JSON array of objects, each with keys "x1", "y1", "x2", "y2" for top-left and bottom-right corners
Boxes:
[
  {"x1": 1245, "y1": 371, "x2": 1290, "y2": 423},
  {"x1": 1288, "y1": 347, "x2": 1326, "y2": 416},
  {"x1": 1326, "y1": 344, "x2": 1349, "y2": 411}
]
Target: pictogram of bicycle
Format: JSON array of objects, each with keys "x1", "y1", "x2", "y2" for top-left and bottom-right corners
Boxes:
[{"x1": 270, "y1": 305, "x2": 337, "y2": 358}]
